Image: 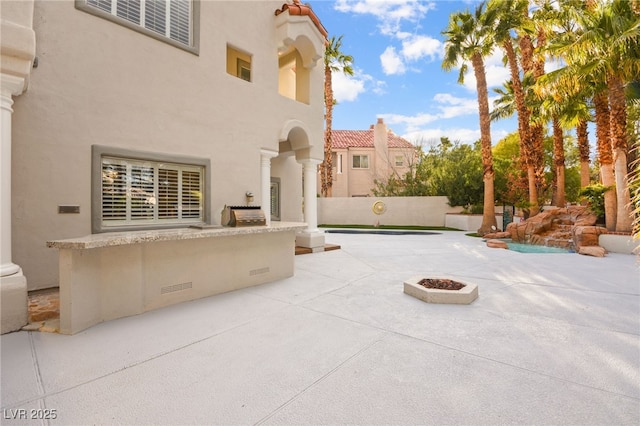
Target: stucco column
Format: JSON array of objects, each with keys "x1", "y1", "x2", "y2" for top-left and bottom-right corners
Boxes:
[
  {"x1": 1, "y1": 75, "x2": 25, "y2": 276},
  {"x1": 260, "y1": 149, "x2": 278, "y2": 225},
  {"x1": 296, "y1": 159, "x2": 325, "y2": 251},
  {"x1": 1, "y1": 73, "x2": 28, "y2": 333}
]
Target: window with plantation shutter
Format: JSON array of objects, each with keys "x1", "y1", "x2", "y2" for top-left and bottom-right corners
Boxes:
[
  {"x1": 170, "y1": 0, "x2": 191, "y2": 45},
  {"x1": 78, "y1": 0, "x2": 198, "y2": 53},
  {"x1": 182, "y1": 170, "x2": 202, "y2": 218},
  {"x1": 93, "y1": 146, "x2": 210, "y2": 232}
]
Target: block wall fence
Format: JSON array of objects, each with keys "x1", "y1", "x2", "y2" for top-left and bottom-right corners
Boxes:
[{"x1": 317, "y1": 196, "x2": 507, "y2": 230}]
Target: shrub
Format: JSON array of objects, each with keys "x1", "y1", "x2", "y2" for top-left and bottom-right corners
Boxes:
[{"x1": 579, "y1": 184, "x2": 614, "y2": 219}]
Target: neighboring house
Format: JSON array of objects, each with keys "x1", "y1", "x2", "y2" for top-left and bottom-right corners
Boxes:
[
  {"x1": 1, "y1": 0, "x2": 327, "y2": 333},
  {"x1": 322, "y1": 118, "x2": 417, "y2": 197}
]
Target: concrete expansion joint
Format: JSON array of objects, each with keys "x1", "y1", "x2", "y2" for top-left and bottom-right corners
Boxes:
[
  {"x1": 28, "y1": 332, "x2": 46, "y2": 399},
  {"x1": 254, "y1": 337, "x2": 385, "y2": 426}
]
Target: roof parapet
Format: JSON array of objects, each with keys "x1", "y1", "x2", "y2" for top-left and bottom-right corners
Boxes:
[{"x1": 275, "y1": 0, "x2": 328, "y2": 40}]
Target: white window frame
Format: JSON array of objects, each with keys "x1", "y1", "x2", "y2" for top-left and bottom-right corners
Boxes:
[
  {"x1": 76, "y1": 0, "x2": 200, "y2": 55},
  {"x1": 395, "y1": 155, "x2": 404, "y2": 167},
  {"x1": 352, "y1": 155, "x2": 369, "y2": 169},
  {"x1": 92, "y1": 145, "x2": 210, "y2": 233}
]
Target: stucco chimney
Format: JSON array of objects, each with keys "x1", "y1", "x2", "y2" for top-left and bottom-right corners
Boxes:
[
  {"x1": 373, "y1": 118, "x2": 390, "y2": 179},
  {"x1": 374, "y1": 117, "x2": 388, "y2": 155}
]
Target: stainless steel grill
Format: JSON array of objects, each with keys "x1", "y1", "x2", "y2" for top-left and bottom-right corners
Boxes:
[{"x1": 221, "y1": 206, "x2": 266, "y2": 227}]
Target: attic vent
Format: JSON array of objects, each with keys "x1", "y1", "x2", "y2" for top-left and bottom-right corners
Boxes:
[
  {"x1": 161, "y1": 282, "x2": 193, "y2": 295},
  {"x1": 249, "y1": 267, "x2": 270, "y2": 276}
]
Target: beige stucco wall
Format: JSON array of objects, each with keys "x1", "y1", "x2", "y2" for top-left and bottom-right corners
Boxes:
[
  {"x1": 322, "y1": 146, "x2": 416, "y2": 197},
  {"x1": 445, "y1": 213, "x2": 506, "y2": 232},
  {"x1": 12, "y1": 1, "x2": 325, "y2": 290},
  {"x1": 344, "y1": 148, "x2": 376, "y2": 197},
  {"x1": 55, "y1": 225, "x2": 303, "y2": 334},
  {"x1": 318, "y1": 197, "x2": 462, "y2": 227},
  {"x1": 0, "y1": 0, "x2": 36, "y2": 83},
  {"x1": 271, "y1": 154, "x2": 304, "y2": 222}
]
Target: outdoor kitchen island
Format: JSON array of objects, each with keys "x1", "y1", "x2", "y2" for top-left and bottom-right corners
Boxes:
[{"x1": 47, "y1": 222, "x2": 307, "y2": 334}]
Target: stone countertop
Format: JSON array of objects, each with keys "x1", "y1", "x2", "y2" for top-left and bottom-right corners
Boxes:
[{"x1": 47, "y1": 222, "x2": 309, "y2": 250}]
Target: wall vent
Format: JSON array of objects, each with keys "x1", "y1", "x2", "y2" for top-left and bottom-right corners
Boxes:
[
  {"x1": 161, "y1": 282, "x2": 193, "y2": 295},
  {"x1": 249, "y1": 267, "x2": 270, "y2": 276}
]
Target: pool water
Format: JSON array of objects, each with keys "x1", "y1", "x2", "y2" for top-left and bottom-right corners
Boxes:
[
  {"x1": 324, "y1": 229, "x2": 441, "y2": 236},
  {"x1": 506, "y1": 242, "x2": 573, "y2": 254}
]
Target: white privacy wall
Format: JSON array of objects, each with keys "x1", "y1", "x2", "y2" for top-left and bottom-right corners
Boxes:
[{"x1": 318, "y1": 197, "x2": 462, "y2": 227}]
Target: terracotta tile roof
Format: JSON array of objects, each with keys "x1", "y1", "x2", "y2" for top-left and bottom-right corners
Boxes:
[
  {"x1": 329, "y1": 130, "x2": 415, "y2": 149},
  {"x1": 275, "y1": 1, "x2": 328, "y2": 39}
]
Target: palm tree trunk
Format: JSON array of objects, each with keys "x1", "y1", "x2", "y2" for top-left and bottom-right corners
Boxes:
[
  {"x1": 503, "y1": 39, "x2": 537, "y2": 215},
  {"x1": 472, "y1": 52, "x2": 497, "y2": 235},
  {"x1": 612, "y1": 149, "x2": 632, "y2": 230},
  {"x1": 532, "y1": 33, "x2": 548, "y2": 207},
  {"x1": 608, "y1": 73, "x2": 633, "y2": 232},
  {"x1": 552, "y1": 117, "x2": 566, "y2": 207},
  {"x1": 520, "y1": 34, "x2": 547, "y2": 215},
  {"x1": 323, "y1": 64, "x2": 333, "y2": 197},
  {"x1": 527, "y1": 165, "x2": 536, "y2": 212},
  {"x1": 531, "y1": 122, "x2": 545, "y2": 211},
  {"x1": 556, "y1": 167, "x2": 566, "y2": 207},
  {"x1": 594, "y1": 90, "x2": 616, "y2": 230},
  {"x1": 577, "y1": 119, "x2": 590, "y2": 188}
]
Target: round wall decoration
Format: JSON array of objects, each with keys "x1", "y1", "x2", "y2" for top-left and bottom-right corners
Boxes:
[{"x1": 372, "y1": 200, "x2": 387, "y2": 215}]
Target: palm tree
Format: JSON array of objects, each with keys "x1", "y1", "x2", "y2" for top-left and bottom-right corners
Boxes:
[
  {"x1": 488, "y1": 0, "x2": 540, "y2": 214},
  {"x1": 566, "y1": 0, "x2": 640, "y2": 231},
  {"x1": 537, "y1": 72, "x2": 593, "y2": 192},
  {"x1": 593, "y1": 89, "x2": 617, "y2": 230},
  {"x1": 542, "y1": 0, "x2": 634, "y2": 230},
  {"x1": 442, "y1": 2, "x2": 497, "y2": 235},
  {"x1": 321, "y1": 35, "x2": 353, "y2": 198}
]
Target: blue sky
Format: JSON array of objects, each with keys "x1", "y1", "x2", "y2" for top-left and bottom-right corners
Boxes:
[{"x1": 311, "y1": 0, "x2": 518, "y2": 147}]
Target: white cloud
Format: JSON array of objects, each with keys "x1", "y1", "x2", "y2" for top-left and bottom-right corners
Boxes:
[
  {"x1": 432, "y1": 93, "x2": 478, "y2": 118},
  {"x1": 380, "y1": 46, "x2": 406, "y2": 75},
  {"x1": 335, "y1": 0, "x2": 442, "y2": 77},
  {"x1": 403, "y1": 127, "x2": 509, "y2": 146},
  {"x1": 380, "y1": 93, "x2": 487, "y2": 133},
  {"x1": 331, "y1": 67, "x2": 386, "y2": 102},
  {"x1": 381, "y1": 112, "x2": 440, "y2": 131},
  {"x1": 334, "y1": 0, "x2": 436, "y2": 36},
  {"x1": 332, "y1": 73, "x2": 365, "y2": 103},
  {"x1": 401, "y1": 35, "x2": 442, "y2": 62},
  {"x1": 380, "y1": 91, "x2": 510, "y2": 143},
  {"x1": 403, "y1": 128, "x2": 480, "y2": 145},
  {"x1": 379, "y1": 34, "x2": 443, "y2": 76}
]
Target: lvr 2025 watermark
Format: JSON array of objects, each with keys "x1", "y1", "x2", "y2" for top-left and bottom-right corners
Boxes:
[{"x1": 3, "y1": 409, "x2": 58, "y2": 420}]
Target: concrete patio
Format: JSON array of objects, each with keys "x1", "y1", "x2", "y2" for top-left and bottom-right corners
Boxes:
[{"x1": 2, "y1": 231, "x2": 639, "y2": 425}]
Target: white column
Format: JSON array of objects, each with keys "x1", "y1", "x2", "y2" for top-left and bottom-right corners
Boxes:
[
  {"x1": 1, "y1": 73, "x2": 28, "y2": 333},
  {"x1": 296, "y1": 159, "x2": 325, "y2": 251},
  {"x1": 260, "y1": 149, "x2": 278, "y2": 225},
  {"x1": 302, "y1": 159, "x2": 320, "y2": 232},
  {"x1": 0, "y1": 74, "x2": 25, "y2": 277}
]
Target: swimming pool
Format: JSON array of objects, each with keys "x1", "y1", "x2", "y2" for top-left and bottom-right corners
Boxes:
[
  {"x1": 324, "y1": 229, "x2": 441, "y2": 236},
  {"x1": 506, "y1": 241, "x2": 574, "y2": 254}
]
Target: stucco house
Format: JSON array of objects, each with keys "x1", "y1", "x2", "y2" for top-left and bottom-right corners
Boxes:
[
  {"x1": 1, "y1": 0, "x2": 328, "y2": 333},
  {"x1": 322, "y1": 118, "x2": 417, "y2": 197}
]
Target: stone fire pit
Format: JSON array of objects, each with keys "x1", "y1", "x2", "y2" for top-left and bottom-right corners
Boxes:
[{"x1": 403, "y1": 276, "x2": 478, "y2": 304}]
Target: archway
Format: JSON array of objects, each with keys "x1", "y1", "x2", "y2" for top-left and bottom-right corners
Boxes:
[{"x1": 265, "y1": 119, "x2": 324, "y2": 251}]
